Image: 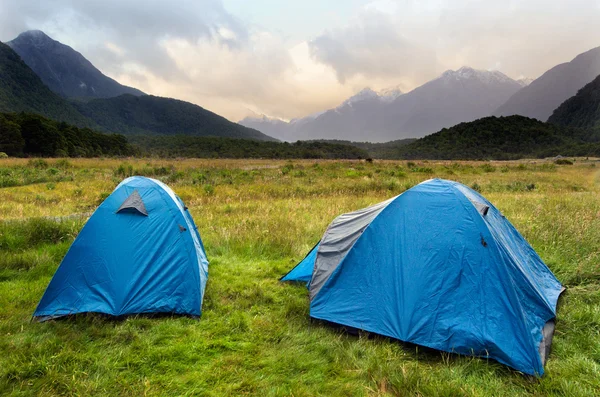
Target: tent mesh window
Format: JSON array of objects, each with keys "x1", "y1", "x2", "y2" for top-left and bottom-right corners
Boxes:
[{"x1": 116, "y1": 190, "x2": 148, "y2": 216}]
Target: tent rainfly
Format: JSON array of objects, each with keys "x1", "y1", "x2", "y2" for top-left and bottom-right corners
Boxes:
[
  {"x1": 34, "y1": 176, "x2": 208, "y2": 321},
  {"x1": 282, "y1": 178, "x2": 563, "y2": 376}
]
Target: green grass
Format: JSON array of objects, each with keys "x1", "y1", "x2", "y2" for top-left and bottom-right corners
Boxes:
[{"x1": 0, "y1": 158, "x2": 599, "y2": 396}]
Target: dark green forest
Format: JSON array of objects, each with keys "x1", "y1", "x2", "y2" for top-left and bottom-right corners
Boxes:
[
  {"x1": 0, "y1": 113, "x2": 369, "y2": 159},
  {"x1": 394, "y1": 115, "x2": 600, "y2": 160},
  {"x1": 549, "y1": 74, "x2": 600, "y2": 130},
  {"x1": 74, "y1": 95, "x2": 274, "y2": 140},
  {"x1": 310, "y1": 139, "x2": 416, "y2": 159},
  {"x1": 0, "y1": 113, "x2": 133, "y2": 157},
  {"x1": 128, "y1": 135, "x2": 369, "y2": 159}
]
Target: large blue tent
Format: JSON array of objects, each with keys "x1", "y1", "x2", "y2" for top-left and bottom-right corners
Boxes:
[
  {"x1": 282, "y1": 178, "x2": 563, "y2": 376},
  {"x1": 34, "y1": 176, "x2": 208, "y2": 321}
]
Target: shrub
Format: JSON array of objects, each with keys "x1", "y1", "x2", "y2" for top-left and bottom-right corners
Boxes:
[
  {"x1": 0, "y1": 152, "x2": 8, "y2": 158},
  {"x1": 480, "y1": 163, "x2": 496, "y2": 173},
  {"x1": 554, "y1": 159, "x2": 574, "y2": 165},
  {"x1": 203, "y1": 184, "x2": 215, "y2": 195},
  {"x1": 28, "y1": 159, "x2": 48, "y2": 169},
  {"x1": 55, "y1": 159, "x2": 72, "y2": 169},
  {"x1": 281, "y1": 164, "x2": 294, "y2": 175},
  {"x1": 410, "y1": 167, "x2": 434, "y2": 174},
  {"x1": 114, "y1": 163, "x2": 134, "y2": 177}
]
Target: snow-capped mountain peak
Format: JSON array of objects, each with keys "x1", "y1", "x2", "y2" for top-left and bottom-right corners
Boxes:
[
  {"x1": 378, "y1": 85, "x2": 404, "y2": 102},
  {"x1": 439, "y1": 66, "x2": 516, "y2": 85},
  {"x1": 240, "y1": 113, "x2": 287, "y2": 125},
  {"x1": 336, "y1": 85, "x2": 404, "y2": 109},
  {"x1": 517, "y1": 77, "x2": 534, "y2": 87},
  {"x1": 339, "y1": 87, "x2": 379, "y2": 108}
]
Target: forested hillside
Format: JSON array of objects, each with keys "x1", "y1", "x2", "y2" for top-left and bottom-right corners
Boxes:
[
  {"x1": 75, "y1": 95, "x2": 275, "y2": 140},
  {"x1": 548, "y1": 74, "x2": 600, "y2": 130},
  {"x1": 396, "y1": 115, "x2": 600, "y2": 160},
  {"x1": 0, "y1": 42, "x2": 93, "y2": 127},
  {"x1": 0, "y1": 42, "x2": 274, "y2": 141},
  {"x1": 0, "y1": 112, "x2": 133, "y2": 157}
]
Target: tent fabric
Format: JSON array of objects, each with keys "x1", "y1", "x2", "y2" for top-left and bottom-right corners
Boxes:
[
  {"x1": 281, "y1": 243, "x2": 320, "y2": 284},
  {"x1": 283, "y1": 178, "x2": 563, "y2": 376},
  {"x1": 33, "y1": 176, "x2": 209, "y2": 321},
  {"x1": 309, "y1": 196, "x2": 395, "y2": 299}
]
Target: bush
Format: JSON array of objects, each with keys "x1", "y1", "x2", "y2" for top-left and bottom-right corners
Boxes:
[
  {"x1": 55, "y1": 159, "x2": 72, "y2": 169},
  {"x1": 554, "y1": 159, "x2": 574, "y2": 165},
  {"x1": 114, "y1": 163, "x2": 134, "y2": 177},
  {"x1": 203, "y1": 184, "x2": 215, "y2": 195},
  {"x1": 0, "y1": 152, "x2": 8, "y2": 158},
  {"x1": 480, "y1": 163, "x2": 496, "y2": 173},
  {"x1": 28, "y1": 159, "x2": 48, "y2": 169}
]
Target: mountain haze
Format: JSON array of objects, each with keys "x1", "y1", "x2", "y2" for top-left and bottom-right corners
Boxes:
[
  {"x1": 7, "y1": 30, "x2": 144, "y2": 100},
  {"x1": 242, "y1": 67, "x2": 521, "y2": 142},
  {"x1": 376, "y1": 67, "x2": 522, "y2": 141},
  {"x1": 494, "y1": 46, "x2": 600, "y2": 121}
]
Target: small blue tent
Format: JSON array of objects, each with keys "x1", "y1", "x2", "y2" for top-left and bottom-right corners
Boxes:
[
  {"x1": 282, "y1": 179, "x2": 563, "y2": 376},
  {"x1": 34, "y1": 176, "x2": 208, "y2": 321}
]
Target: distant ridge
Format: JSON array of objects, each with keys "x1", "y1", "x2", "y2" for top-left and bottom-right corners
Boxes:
[
  {"x1": 396, "y1": 115, "x2": 599, "y2": 160},
  {"x1": 7, "y1": 30, "x2": 144, "y2": 100},
  {"x1": 494, "y1": 46, "x2": 600, "y2": 121},
  {"x1": 548, "y1": 74, "x2": 600, "y2": 129}
]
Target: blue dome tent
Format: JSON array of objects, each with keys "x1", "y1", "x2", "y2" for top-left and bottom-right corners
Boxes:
[
  {"x1": 282, "y1": 179, "x2": 563, "y2": 376},
  {"x1": 34, "y1": 176, "x2": 208, "y2": 321}
]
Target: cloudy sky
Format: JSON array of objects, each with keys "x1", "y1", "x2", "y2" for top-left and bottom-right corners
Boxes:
[{"x1": 1, "y1": 0, "x2": 600, "y2": 121}]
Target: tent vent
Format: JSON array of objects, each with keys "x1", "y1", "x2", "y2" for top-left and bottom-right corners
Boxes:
[
  {"x1": 116, "y1": 190, "x2": 148, "y2": 216},
  {"x1": 471, "y1": 201, "x2": 489, "y2": 217}
]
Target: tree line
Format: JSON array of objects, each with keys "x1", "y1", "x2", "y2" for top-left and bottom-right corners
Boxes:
[
  {"x1": 0, "y1": 112, "x2": 369, "y2": 159},
  {"x1": 128, "y1": 135, "x2": 369, "y2": 159},
  {"x1": 0, "y1": 112, "x2": 133, "y2": 157}
]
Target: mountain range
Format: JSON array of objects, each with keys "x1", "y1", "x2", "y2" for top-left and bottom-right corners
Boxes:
[
  {"x1": 242, "y1": 67, "x2": 525, "y2": 142},
  {"x1": 243, "y1": 46, "x2": 600, "y2": 142},
  {"x1": 0, "y1": 31, "x2": 273, "y2": 141},
  {"x1": 494, "y1": 46, "x2": 600, "y2": 121},
  {"x1": 2, "y1": 29, "x2": 600, "y2": 147}
]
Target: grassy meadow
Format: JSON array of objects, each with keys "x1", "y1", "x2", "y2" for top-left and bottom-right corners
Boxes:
[{"x1": 0, "y1": 157, "x2": 599, "y2": 396}]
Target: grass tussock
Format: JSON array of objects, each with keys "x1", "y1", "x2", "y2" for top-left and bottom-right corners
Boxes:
[{"x1": 0, "y1": 157, "x2": 599, "y2": 396}]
